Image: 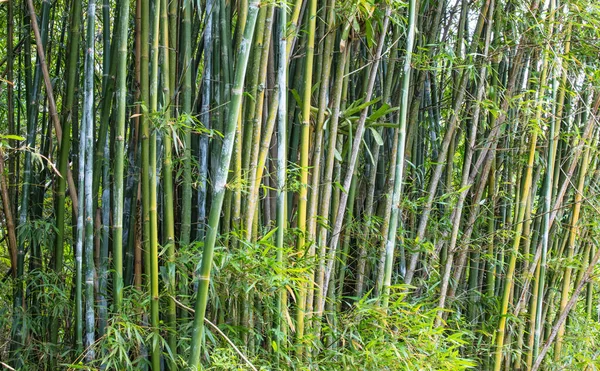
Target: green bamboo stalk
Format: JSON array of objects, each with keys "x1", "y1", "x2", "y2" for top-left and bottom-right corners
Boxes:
[
  {"x1": 148, "y1": 0, "x2": 161, "y2": 367},
  {"x1": 168, "y1": 0, "x2": 177, "y2": 97},
  {"x1": 513, "y1": 164, "x2": 541, "y2": 369},
  {"x1": 92, "y1": 45, "x2": 119, "y2": 209},
  {"x1": 138, "y1": 0, "x2": 153, "y2": 366},
  {"x1": 244, "y1": 4, "x2": 274, "y2": 239},
  {"x1": 295, "y1": 0, "x2": 317, "y2": 353},
  {"x1": 309, "y1": 0, "x2": 336, "y2": 324},
  {"x1": 53, "y1": 0, "x2": 81, "y2": 276},
  {"x1": 102, "y1": 0, "x2": 110, "y2": 89},
  {"x1": 212, "y1": 4, "x2": 222, "y2": 148},
  {"x1": 586, "y1": 245, "x2": 595, "y2": 319},
  {"x1": 231, "y1": 1, "x2": 247, "y2": 245},
  {"x1": 6, "y1": 0, "x2": 15, "y2": 221},
  {"x1": 123, "y1": 1, "x2": 142, "y2": 287},
  {"x1": 485, "y1": 156, "x2": 497, "y2": 299},
  {"x1": 188, "y1": 1, "x2": 260, "y2": 366},
  {"x1": 318, "y1": 22, "x2": 351, "y2": 297},
  {"x1": 219, "y1": 0, "x2": 233, "y2": 240},
  {"x1": 241, "y1": 6, "x2": 267, "y2": 187},
  {"x1": 375, "y1": 125, "x2": 400, "y2": 297},
  {"x1": 336, "y1": 172, "x2": 357, "y2": 306},
  {"x1": 112, "y1": 0, "x2": 130, "y2": 314},
  {"x1": 160, "y1": 0, "x2": 177, "y2": 361},
  {"x1": 180, "y1": 0, "x2": 193, "y2": 249},
  {"x1": 50, "y1": 0, "x2": 82, "y2": 360},
  {"x1": 381, "y1": 0, "x2": 415, "y2": 308},
  {"x1": 233, "y1": 0, "x2": 247, "y2": 52},
  {"x1": 89, "y1": 0, "x2": 120, "y2": 212}
]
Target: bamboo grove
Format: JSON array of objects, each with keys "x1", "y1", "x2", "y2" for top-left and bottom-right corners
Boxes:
[{"x1": 1, "y1": 0, "x2": 600, "y2": 369}]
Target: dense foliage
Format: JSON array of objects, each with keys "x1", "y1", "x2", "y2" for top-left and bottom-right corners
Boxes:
[{"x1": 1, "y1": 0, "x2": 600, "y2": 369}]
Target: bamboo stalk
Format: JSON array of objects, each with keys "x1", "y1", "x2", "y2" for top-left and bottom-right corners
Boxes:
[
  {"x1": 275, "y1": 0, "x2": 287, "y2": 359},
  {"x1": 198, "y1": 0, "x2": 214, "y2": 240},
  {"x1": 309, "y1": 0, "x2": 336, "y2": 328},
  {"x1": 381, "y1": 0, "x2": 416, "y2": 308},
  {"x1": 244, "y1": 4, "x2": 275, "y2": 240},
  {"x1": 160, "y1": 0, "x2": 177, "y2": 361},
  {"x1": 112, "y1": 0, "x2": 130, "y2": 314},
  {"x1": 188, "y1": 1, "x2": 260, "y2": 365},
  {"x1": 82, "y1": 0, "x2": 97, "y2": 358},
  {"x1": 295, "y1": 0, "x2": 317, "y2": 353},
  {"x1": 180, "y1": 0, "x2": 193, "y2": 249},
  {"x1": 148, "y1": 0, "x2": 161, "y2": 367}
]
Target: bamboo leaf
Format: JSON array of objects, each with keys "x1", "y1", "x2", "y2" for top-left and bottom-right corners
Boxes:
[
  {"x1": 333, "y1": 148, "x2": 343, "y2": 162},
  {"x1": 363, "y1": 138, "x2": 376, "y2": 166},
  {"x1": 0, "y1": 134, "x2": 25, "y2": 141},
  {"x1": 369, "y1": 127, "x2": 384, "y2": 146}
]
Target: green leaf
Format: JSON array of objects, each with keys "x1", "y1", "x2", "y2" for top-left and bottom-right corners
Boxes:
[
  {"x1": 0, "y1": 134, "x2": 25, "y2": 141},
  {"x1": 363, "y1": 138, "x2": 376, "y2": 166},
  {"x1": 366, "y1": 20, "x2": 374, "y2": 48},
  {"x1": 369, "y1": 127, "x2": 384, "y2": 146},
  {"x1": 334, "y1": 148, "x2": 343, "y2": 162},
  {"x1": 367, "y1": 104, "x2": 398, "y2": 123},
  {"x1": 343, "y1": 97, "x2": 381, "y2": 117},
  {"x1": 457, "y1": 184, "x2": 472, "y2": 193},
  {"x1": 259, "y1": 227, "x2": 278, "y2": 244},
  {"x1": 291, "y1": 89, "x2": 302, "y2": 107}
]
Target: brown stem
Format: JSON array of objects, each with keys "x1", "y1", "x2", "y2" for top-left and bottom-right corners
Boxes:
[{"x1": 0, "y1": 149, "x2": 17, "y2": 276}]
